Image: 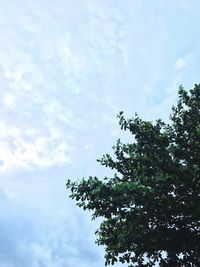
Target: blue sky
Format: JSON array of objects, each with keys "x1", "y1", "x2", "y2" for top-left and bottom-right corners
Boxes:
[{"x1": 1, "y1": 1, "x2": 200, "y2": 266}]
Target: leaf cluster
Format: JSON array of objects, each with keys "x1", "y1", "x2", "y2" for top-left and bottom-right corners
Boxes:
[{"x1": 66, "y1": 85, "x2": 200, "y2": 266}]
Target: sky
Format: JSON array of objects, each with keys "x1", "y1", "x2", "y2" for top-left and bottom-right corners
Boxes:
[{"x1": 1, "y1": 0, "x2": 200, "y2": 266}]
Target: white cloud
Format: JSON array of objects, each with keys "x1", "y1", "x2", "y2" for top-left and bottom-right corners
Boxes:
[
  {"x1": 0, "y1": 0, "x2": 127, "y2": 173},
  {"x1": 3, "y1": 94, "x2": 16, "y2": 109},
  {"x1": 1, "y1": 0, "x2": 200, "y2": 266},
  {"x1": 174, "y1": 58, "x2": 187, "y2": 71},
  {"x1": 59, "y1": 43, "x2": 87, "y2": 76},
  {"x1": 0, "y1": 122, "x2": 72, "y2": 172},
  {"x1": 0, "y1": 1, "x2": 127, "y2": 263}
]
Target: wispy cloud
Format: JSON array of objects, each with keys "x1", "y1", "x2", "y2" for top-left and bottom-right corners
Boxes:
[
  {"x1": 1, "y1": 0, "x2": 200, "y2": 266},
  {"x1": 0, "y1": 0, "x2": 127, "y2": 172}
]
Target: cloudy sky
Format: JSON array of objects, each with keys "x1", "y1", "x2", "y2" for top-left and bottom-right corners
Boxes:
[{"x1": 1, "y1": 0, "x2": 200, "y2": 266}]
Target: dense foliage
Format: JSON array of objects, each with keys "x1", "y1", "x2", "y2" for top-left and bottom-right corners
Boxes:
[{"x1": 66, "y1": 85, "x2": 200, "y2": 266}]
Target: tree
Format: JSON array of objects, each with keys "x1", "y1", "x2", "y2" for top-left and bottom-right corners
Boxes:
[{"x1": 66, "y1": 85, "x2": 200, "y2": 266}]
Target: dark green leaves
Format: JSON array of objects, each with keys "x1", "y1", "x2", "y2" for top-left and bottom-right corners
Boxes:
[{"x1": 66, "y1": 85, "x2": 200, "y2": 266}]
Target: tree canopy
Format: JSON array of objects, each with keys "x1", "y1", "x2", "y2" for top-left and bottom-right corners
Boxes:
[{"x1": 66, "y1": 85, "x2": 200, "y2": 266}]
